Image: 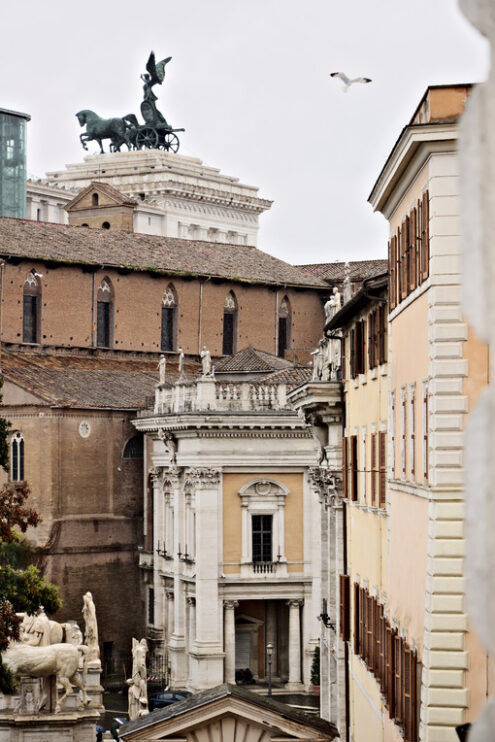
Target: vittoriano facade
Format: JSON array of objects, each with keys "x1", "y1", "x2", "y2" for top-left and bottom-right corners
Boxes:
[{"x1": 0, "y1": 108, "x2": 30, "y2": 219}]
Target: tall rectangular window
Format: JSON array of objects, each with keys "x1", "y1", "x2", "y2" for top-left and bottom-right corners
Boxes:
[
  {"x1": 409, "y1": 384, "x2": 416, "y2": 480},
  {"x1": 161, "y1": 307, "x2": 175, "y2": 351},
  {"x1": 423, "y1": 380, "x2": 429, "y2": 484},
  {"x1": 22, "y1": 295, "x2": 38, "y2": 343},
  {"x1": 252, "y1": 514, "x2": 272, "y2": 563},
  {"x1": 97, "y1": 301, "x2": 111, "y2": 347},
  {"x1": 278, "y1": 317, "x2": 288, "y2": 358},
  {"x1": 223, "y1": 312, "x2": 234, "y2": 355}
]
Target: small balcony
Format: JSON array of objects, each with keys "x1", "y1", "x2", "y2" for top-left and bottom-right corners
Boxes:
[{"x1": 252, "y1": 561, "x2": 274, "y2": 574}]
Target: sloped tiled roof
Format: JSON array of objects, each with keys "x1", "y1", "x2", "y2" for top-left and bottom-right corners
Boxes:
[
  {"x1": 296, "y1": 258, "x2": 387, "y2": 283},
  {"x1": 0, "y1": 350, "x2": 198, "y2": 409},
  {"x1": 0, "y1": 218, "x2": 327, "y2": 289},
  {"x1": 215, "y1": 346, "x2": 294, "y2": 374},
  {"x1": 259, "y1": 365, "x2": 312, "y2": 388}
]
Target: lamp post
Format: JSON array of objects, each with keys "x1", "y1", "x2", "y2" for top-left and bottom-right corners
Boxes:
[{"x1": 266, "y1": 642, "x2": 273, "y2": 697}]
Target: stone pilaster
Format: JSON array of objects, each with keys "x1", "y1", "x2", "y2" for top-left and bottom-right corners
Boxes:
[
  {"x1": 187, "y1": 468, "x2": 225, "y2": 689},
  {"x1": 223, "y1": 600, "x2": 239, "y2": 684},
  {"x1": 286, "y1": 599, "x2": 304, "y2": 689}
]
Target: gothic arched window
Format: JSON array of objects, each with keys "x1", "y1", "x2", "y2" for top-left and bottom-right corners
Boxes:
[
  {"x1": 161, "y1": 284, "x2": 177, "y2": 352},
  {"x1": 222, "y1": 291, "x2": 238, "y2": 356},
  {"x1": 123, "y1": 435, "x2": 144, "y2": 459},
  {"x1": 11, "y1": 432, "x2": 24, "y2": 481},
  {"x1": 278, "y1": 296, "x2": 291, "y2": 358},
  {"x1": 22, "y1": 271, "x2": 41, "y2": 344},
  {"x1": 97, "y1": 277, "x2": 114, "y2": 348}
]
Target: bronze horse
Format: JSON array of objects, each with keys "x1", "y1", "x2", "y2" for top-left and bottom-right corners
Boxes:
[{"x1": 76, "y1": 110, "x2": 131, "y2": 153}]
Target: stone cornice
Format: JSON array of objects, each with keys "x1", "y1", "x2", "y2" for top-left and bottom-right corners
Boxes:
[{"x1": 368, "y1": 123, "x2": 458, "y2": 218}]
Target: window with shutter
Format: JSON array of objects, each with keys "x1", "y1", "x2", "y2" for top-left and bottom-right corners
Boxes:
[
  {"x1": 350, "y1": 328, "x2": 356, "y2": 379},
  {"x1": 420, "y1": 190, "x2": 430, "y2": 281},
  {"x1": 402, "y1": 216, "x2": 410, "y2": 301},
  {"x1": 394, "y1": 635, "x2": 404, "y2": 724},
  {"x1": 353, "y1": 582, "x2": 360, "y2": 656},
  {"x1": 422, "y1": 380, "x2": 429, "y2": 484},
  {"x1": 401, "y1": 387, "x2": 407, "y2": 479},
  {"x1": 342, "y1": 436, "x2": 348, "y2": 498},
  {"x1": 359, "y1": 587, "x2": 366, "y2": 657},
  {"x1": 371, "y1": 433, "x2": 377, "y2": 506},
  {"x1": 366, "y1": 593, "x2": 374, "y2": 669},
  {"x1": 339, "y1": 574, "x2": 350, "y2": 642},
  {"x1": 368, "y1": 311, "x2": 375, "y2": 369},
  {"x1": 379, "y1": 431, "x2": 386, "y2": 508},
  {"x1": 409, "y1": 206, "x2": 418, "y2": 292},
  {"x1": 388, "y1": 237, "x2": 396, "y2": 309},
  {"x1": 342, "y1": 335, "x2": 346, "y2": 381},
  {"x1": 409, "y1": 384, "x2": 416, "y2": 480},
  {"x1": 378, "y1": 304, "x2": 386, "y2": 365},
  {"x1": 386, "y1": 627, "x2": 396, "y2": 717},
  {"x1": 350, "y1": 436, "x2": 358, "y2": 501}
]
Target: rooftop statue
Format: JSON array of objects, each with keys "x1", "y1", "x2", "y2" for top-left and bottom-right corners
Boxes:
[{"x1": 76, "y1": 51, "x2": 185, "y2": 155}]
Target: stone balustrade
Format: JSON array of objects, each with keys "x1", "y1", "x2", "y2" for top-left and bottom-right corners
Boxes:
[{"x1": 153, "y1": 378, "x2": 289, "y2": 414}]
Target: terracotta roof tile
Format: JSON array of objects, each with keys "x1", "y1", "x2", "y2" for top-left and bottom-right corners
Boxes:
[
  {"x1": 215, "y1": 346, "x2": 293, "y2": 373},
  {"x1": 0, "y1": 218, "x2": 327, "y2": 289},
  {"x1": 259, "y1": 366, "x2": 312, "y2": 388},
  {"x1": 296, "y1": 259, "x2": 387, "y2": 283}
]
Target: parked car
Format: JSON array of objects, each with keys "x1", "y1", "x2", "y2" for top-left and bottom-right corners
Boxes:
[{"x1": 149, "y1": 690, "x2": 191, "y2": 712}]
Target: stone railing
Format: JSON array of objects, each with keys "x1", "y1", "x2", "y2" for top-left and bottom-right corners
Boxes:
[{"x1": 153, "y1": 378, "x2": 289, "y2": 414}]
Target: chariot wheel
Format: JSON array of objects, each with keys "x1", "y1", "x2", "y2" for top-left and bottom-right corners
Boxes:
[
  {"x1": 135, "y1": 127, "x2": 159, "y2": 150},
  {"x1": 160, "y1": 132, "x2": 180, "y2": 153}
]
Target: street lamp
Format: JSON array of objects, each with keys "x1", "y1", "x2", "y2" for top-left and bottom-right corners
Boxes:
[{"x1": 266, "y1": 642, "x2": 273, "y2": 697}]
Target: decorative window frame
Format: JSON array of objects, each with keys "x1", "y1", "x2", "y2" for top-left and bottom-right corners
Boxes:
[
  {"x1": 238, "y1": 478, "x2": 289, "y2": 577},
  {"x1": 10, "y1": 431, "x2": 24, "y2": 482}
]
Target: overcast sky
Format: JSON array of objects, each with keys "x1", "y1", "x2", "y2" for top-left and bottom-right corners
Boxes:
[{"x1": 0, "y1": 0, "x2": 489, "y2": 265}]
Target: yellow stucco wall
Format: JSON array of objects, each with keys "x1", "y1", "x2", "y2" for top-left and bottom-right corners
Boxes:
[
  {"x1": 390, "y1": 290, "x2": 429, "y2": 484},
  {"x1": 349, "y1": 654, "x2": 385, "y2": 742},
  {"x1": 222, "y1": 472, "x2": 304, "y2": 573}
]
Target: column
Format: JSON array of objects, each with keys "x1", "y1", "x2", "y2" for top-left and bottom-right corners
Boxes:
[
  {"x1": 224, "y1": 600, "x2": 239, "y2": 684},
  {"x1": 187, "y1": 597, "x2": 196, "y2": 683},
  {"x1": 287, "y1": 599, "x2": 303, "y2": 688},
  {"x1": 187, "y1": 597, "x2": 196, "y2": 648},
  {"x1": 165, "y1": 589, "x2": 174, "y2": 641}
]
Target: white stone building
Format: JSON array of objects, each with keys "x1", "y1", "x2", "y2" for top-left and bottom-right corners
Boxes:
[
  {"x1": 41, "y1": 150, "x2": 272, "y2": 246},
  {"x1": 133, "y1": 357, "x2": 322, "y2": 693}
]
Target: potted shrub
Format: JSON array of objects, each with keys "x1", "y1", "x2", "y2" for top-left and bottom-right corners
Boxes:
[{"x1": 310, "y1": 645, "x2": 320, "y2": 695}]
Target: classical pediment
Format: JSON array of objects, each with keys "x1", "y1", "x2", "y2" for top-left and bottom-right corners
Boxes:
[{"x1": 120, "y1": 684, "x2": 338, "y2": 741}]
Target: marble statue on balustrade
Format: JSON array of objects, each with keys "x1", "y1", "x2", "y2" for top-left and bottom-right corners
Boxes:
[
  {"x1": 178, "y1": 347, "x2": 185, "y2": 378},
  {"x1": 201, "y1": 345, "x2": 212, "y2": 376},
  {"x1": 127, "y1": 638, "x2": 149, "y2": 721},
  {"x1": 311, "y1": 334, "x2": 341, "y2": 382},
  {"x1": 158, "y1": 354, "x2": 166, "y2": 386},
  {"x1": 82, "y1": 592, "x2": 100, "y2": 668},
  {"x1": 324, "y1": 287, "x2": 342, "y2": 323}
]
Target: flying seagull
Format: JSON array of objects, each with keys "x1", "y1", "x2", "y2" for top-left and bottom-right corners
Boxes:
[{"x1": 330, "y1": 72, "x2": 372, "y2": 93}]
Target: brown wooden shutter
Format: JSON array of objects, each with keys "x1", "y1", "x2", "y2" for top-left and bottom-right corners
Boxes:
[
  {"x1": 378, "y1": 606, "x2": 385, "y2": 687},
  {"x1": 388, "y1": 238, "x2": 396, "y2": 310},
  {"x1": 350, "y1": 328, "x2": 356, "y2": 378},
  {"x1": 373, "y1": 599, "x2": 380, "y2": 676},
  {"x1": 353, "y1": 582, "x2": 360, "y2": 655},
  {"x1": 361, "y1": 320, "x2": 366, "y2": 373},
  {"x1": 379, "y1": 431, "x2": 386, "y2": 508},
  {"x1": 342, "y1": 436, "x2": 348, "y2": 498},
  {"x1": 404, "y1": 648, "x2": 416, "y2": 742},
  {"x1": 368, "y1": 311, "x2": 374, "y2": 369},
  {"x1": 342, "y1": 334, "x2": 346, "y2": 381},
  {"x1": 410, "y1": 206, "x2": 418, "y2": 292},
  {"x1": 339, "y1": 574, "x2": 350, "y2": 642},
  {"x1": 404, "y1": 215, "x2": 411, "y2": 298},
  {"x1": 397, "y1": 225, "x2": 403, "y2": 302},
  {"x1": 386, "y1": 627, "x2": 395, "y2": 716},
  {"x1": 366, "y1": 594, "x2": 373, "y2": 668},
  {"x1": 378, "y1": 304, "x2": 386, "y2": 365},
  {"x1": 351, "y1": 436, "x2": 358, "y2": 501},
  {"x1": 371, "y1": 433, "x2": 377, "y2": 506},
  {"x1": 420, "y1": 190, "x2": 430, "y2": 282},
  {"x1": 394, "y1": 635, "x2": 404, "y2": 723},
  {"x1": 359, "y1": 587, "x2": 366, "y2": 657}
]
